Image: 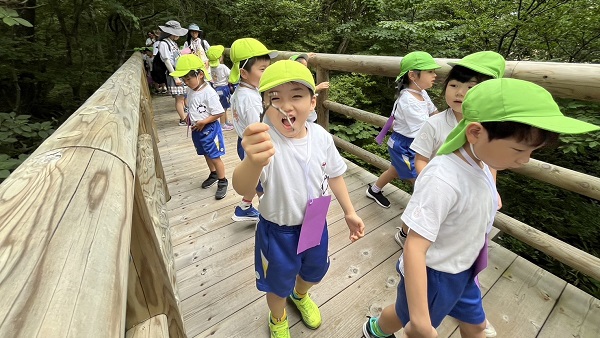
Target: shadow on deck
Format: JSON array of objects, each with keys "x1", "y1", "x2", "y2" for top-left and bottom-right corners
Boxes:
[{"x1": 152, "y1": 96, "x2": 600, "y2": 338}]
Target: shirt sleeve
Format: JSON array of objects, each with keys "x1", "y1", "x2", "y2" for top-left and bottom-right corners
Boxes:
[
  {"x1": 245, "y1": 98, "x2": 262, "y2": 125},
  {"x1": 324, "y1": 133, "x2": 347, "y2": 178},
  {"x1": 207, "y1": 91, "x2": 225, "y2": 115},
  {"x1": 158, "y1": 41, "x2": 170, "y2": 62},
  {"x1": 401, "y1": 174, "x2": 457, "y2": 242},
  {"x1": 410, "y1": 120, "x2": 437, "y2": 159}
]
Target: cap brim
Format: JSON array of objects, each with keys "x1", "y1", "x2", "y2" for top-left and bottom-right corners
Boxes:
[
  {"x1": 170, "y1": 70, "x2": 189, "y2": 78},
  {"x1": 260, "y1": 78, "x2": 314, "y2": 93},
  {"x1": 209, "y1": 60, "x2": 219, "y2": 68},
  {"x1": 448, "y1": 61, "x2": 499, "y2": 78}
]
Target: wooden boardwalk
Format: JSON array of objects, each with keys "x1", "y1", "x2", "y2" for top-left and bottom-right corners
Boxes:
[{"x1": 152, "y1": 96, "x2": 600, "y2": 338}]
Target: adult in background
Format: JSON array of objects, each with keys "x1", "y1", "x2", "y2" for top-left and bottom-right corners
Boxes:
[
  {"x1": 145, "y1": 31, "x2": 156, "y2": 46},
  {"x1": 157, "y1": 20, "x2": 189, "y2": 125},
  {"x1": 183, "y1": 24, "x2": 211, "y2": 71}
]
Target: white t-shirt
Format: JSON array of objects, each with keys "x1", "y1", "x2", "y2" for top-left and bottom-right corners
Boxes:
[
  {"x1": 211, "y1": 64, "x2": 231, "y2": 87},
  {"x1": 392, "y1": 89, "x2": 437, "y2": 138},
  {"x1": 157, "y1": 38, "x2": 180, "y2": 66},
  {"x1": 410, "y1": 109, "x2": 458, "y2": 159},
  {"x1": 184, "y1": 38, "x2": 210, "y2": 63},
  {"x1": 231, "y1": 85, "x2": 262, "y2": 137},
  {"x1": 186, "y1": 84, "x2": 224, "y2": 123},
  {"x1": 152, "y1": 41, "x2": 160, "y2": 56},
  {"x1": 398, "y1": 153, "x2": 494, "y2": 274},
  {"x1": 259, "y1": 122, "x2": 347, "y2": 226}
]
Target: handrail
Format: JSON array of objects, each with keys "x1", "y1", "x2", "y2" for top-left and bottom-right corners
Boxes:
[{"x1": 0, "y1": 53, "x2": 184, "y2": 337}]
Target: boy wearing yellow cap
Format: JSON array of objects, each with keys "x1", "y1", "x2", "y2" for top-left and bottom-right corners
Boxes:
[
  {"x1": 232, "y1": 60, "x2": 365, "y2": 338},
  {"x1": 229, "y1": 38, "x2": 278, "y2": 222},
  {"x1": 170, "y1": 54, "x2": 228, "y2": 200},
  {"x1": 362, "y1": 78, "x2": 599, "y2": 338},
  {"x1": 207, "y1": 45, "x2": 234, "y2": 131}
]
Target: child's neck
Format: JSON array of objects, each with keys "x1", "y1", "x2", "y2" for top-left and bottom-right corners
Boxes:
[
  {"x1": 192, "y1": 80, "x2": 207, "y2": 91},
  {"x1": 406, "y1": 83, "x2": 424, "y2": 100}
]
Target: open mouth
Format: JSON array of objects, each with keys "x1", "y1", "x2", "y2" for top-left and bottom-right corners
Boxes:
[{"x1": 282, "y1": 116, "x2": 296, "y2": 129}]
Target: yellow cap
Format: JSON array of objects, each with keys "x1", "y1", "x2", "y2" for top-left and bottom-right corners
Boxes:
[
  {"x1": 259, "y1": 60, "x2": 315, "y2": 93},
  {"x1": 229, "y1": 38, "x2": 278, "y2": 84},
  {"x1": 207, "y1": 45, "x2": 225, "y2": 68},
  {"x1": 170, "y1": 54, "x2": 212, "y2": 81}
]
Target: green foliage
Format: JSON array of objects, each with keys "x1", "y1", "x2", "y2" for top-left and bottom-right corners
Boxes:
[
  {"x1": 0, "y1": 112, "x2": 55, "y2": 180},
  {"x1": 330, "y1": 121, "x2": 378, "y2": 144},
  {"x1": 0, "y1": 7, "x2": 32, "y2": 27}
]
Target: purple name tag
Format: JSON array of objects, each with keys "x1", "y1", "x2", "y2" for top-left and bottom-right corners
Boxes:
[
  {"x1": 297, "y1": 195, "x2": 332, "y2": 254},
  {"x1": 375, "y1": 115, "x2": 394, "y2": 145},
  {"x1": 473, "y1": 235, "x2": 489, "y2": 276}
]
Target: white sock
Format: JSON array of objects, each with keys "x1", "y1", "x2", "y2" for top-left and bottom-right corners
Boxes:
[
  {"x1": 371, "y1": 184, "x2": 382, "y2": 193},
  {"x1": 239, "y1": 199, "x2": 252, "y2": 210}
]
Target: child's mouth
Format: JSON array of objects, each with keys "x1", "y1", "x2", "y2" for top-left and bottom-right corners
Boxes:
[{"x1": 282, "y1": 117, "x2": 296, "y2": 129}]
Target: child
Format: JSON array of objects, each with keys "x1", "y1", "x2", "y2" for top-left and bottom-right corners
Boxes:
[
  {"x1": 183, "y1": 24, "x2": 210, "y2": 71},
  {"x1": 366, "y1": 51, "x2": 440, "y2": 250},
  {"x1": 289, "y1": 53, "x2": 330, "y2": 123},
  {"x1": 207, "y1": 45, "x2": 234, "y2": 131},
  {"x1": 362, "y1": 78, "x2": 599, "y2": 338},
  {"x1": 169, "y1": 54, "x2": 228, "y2": 200},
  {"x1": 232, "y1": 60, "x2": 365, "y2": 338},
  {"x1": 407, "y1": 51, "x2": 506, "y2": 337},
  {"x1": 229, "y1": 38, "x2": 278, "y2": 222},
  {"x1": 157, "y1": 20, "x2": 189, "y2": 125}
]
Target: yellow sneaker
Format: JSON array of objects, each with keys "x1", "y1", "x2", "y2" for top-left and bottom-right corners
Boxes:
[
  {"x1": 289, "y1": 293, "x2": 322, "y2": 329},
  {"x1": 268, "y1": 313, "x2": 290, "y2": 338}
]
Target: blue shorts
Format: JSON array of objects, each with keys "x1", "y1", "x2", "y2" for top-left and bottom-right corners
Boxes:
[
  {"x1": 191, "y1": 121, "x2": 225, "y2": 159},
  {"x1": 255, "y1": 216, "x2": 330, "y2": 298},
  {"x1": 388, "y1": 132, "x2": 417, "y2": 179},
  {"x1": 394, "y1": 263, "x2": 486, "y2": 327},
  {"x1": 237, "y1": 137, "x2": 263, "y2": 192},
  {"x1": 214, "y1": 85, "x2": 231, "y2": 110}
]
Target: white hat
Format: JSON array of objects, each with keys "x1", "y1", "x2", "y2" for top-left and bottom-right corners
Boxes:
[{"x1": 159, "y1": 20, "x2": 188, "y2": 37}]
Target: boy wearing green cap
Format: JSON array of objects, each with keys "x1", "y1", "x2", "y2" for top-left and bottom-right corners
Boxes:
[
  {"x1": 207, "y1": 45, "x2": 234, "y2": 131},
  {"x1": 170, "y1": 54, "x2": 228, "y2": 200},
  {"x1": 362, "y1": 78, "x2": 599, "y2": 338},
  {"x1": 232, "y1": 60, "x2": 365, "y2": 338},
  {"x1": 367, "y1": 51, "x2": 440, "y2": 210},
  {"x1": 229, "y1": 38, "x2": 278, "y2": 222}
]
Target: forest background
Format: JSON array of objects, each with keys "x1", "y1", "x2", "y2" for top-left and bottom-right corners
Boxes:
[{"x1": 1, "y1": 0, "x2": 599, "y2": 297}]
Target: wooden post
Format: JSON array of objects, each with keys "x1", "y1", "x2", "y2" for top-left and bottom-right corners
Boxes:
[{"x1": 316, "y1": 65, "x2": 330, "y2": 130}]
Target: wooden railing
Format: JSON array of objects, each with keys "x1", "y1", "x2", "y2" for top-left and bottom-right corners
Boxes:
[
  {"x1": 272, "y1": 51, "x2": 600, "y2": 283},
  {"x1": 0, "y1": 53, "x2": 185, "y2": 337}
]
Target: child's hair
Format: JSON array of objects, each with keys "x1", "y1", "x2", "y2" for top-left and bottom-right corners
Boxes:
[
  {"x1": 395, "y1": 71, "x2": 420, "y2": 99},
  {"x1": 481, "y1": 121, "x2": 559, "y2": 147},
  {"x1": 240, "y1": 54, "x2": 272, "y2": 75},
  {"x1": 441, "y1": 65, "x2": 493, "y2": 96},
  {"x1": 158, "y1": 31, "x2": 170, "y2": 40}
]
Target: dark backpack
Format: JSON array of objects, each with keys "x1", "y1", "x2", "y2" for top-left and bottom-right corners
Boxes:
[{"x1": 151, "y1": 41, "x2": 169, "y2": 84}]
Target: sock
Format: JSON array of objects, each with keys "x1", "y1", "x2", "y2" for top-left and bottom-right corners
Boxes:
[
  {"x1": 369, "y1": 317, "x2": 387, "y2": 338},
  {"x1": 239, "y1": 199, "x2": 252, "y2": 210},
  {"x1": 291, "y1": 288, "x2": 306, "y2": 300},
  {"x1": 270, "y1": 309, "x2": 287, "y2": 324},
  {"x1": 371, "y1": 184, "x2": 382, "y2": 193},
  {"x1": 218, "y1": 177, "x2": 227, "y2": 182}
]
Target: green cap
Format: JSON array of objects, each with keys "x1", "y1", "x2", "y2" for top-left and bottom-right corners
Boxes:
[
  {"x1": 396, "y1": 51, "x2": 441, "y2": 81},
  {"x1": 289, "y1": 53, "x2": 309, "y2": 62},
  {"x1": 437, "y1": 78, "x2": 600, "y2": 155},
  {"x1": 229, "y1": 38, "x2": 278, "y2": 84},
  {"x1": 170, "y1": 54, "x2": 212, "y2": 81},
  {"x1": 259, "y1": 60, "x2": 316, "y2": 93},
  {"x1": 448, "y1": 51, "x2": 506, "y2": 79},
  {"x1": 207, "y1": 45, "x2": 225, "y2": 68}
]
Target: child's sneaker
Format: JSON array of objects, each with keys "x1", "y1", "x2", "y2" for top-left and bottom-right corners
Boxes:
[
  {"x1": 289, "y1": 293, "x2": 321, "y2": 329},
  {"x1": 484, "y1": 319, "x2": 497, "y2": 337},
  {"x1": 222, "y1": 123, "x2": 234, "y2": 131},
  {"x1": 366, "y1": 184, "x2": 391, "y2": 208},
  {"x1": 179, "y1": 119, "x2": 187, "y2": 126},
  {"x1": 362, "y1": 317, "x2": 397, "y2": 338},
  {"x1": 215, "y1": 179, "x2": 228, "y2": 200},
  {"x1": 394, "y1": 227, "x2": 407, "y2": 248},
  {"x1": 201, "y1": 172, "x2": 218, "y2": 189},
  {"x1": 268, "y1": 313, "x2": 290, "y2": 338},
  {"x1": 231, "y1": 205, "x2": 260, "y2": 222}
]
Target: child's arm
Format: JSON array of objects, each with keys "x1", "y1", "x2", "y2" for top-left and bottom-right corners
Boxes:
[
  {"x1": 415, "y1": 154, "x2": 430, "y2": 175},
  {"x1": 403, "y1": 231, "x2": 437, "y2": 338},
  {"x1": 232, "y1": 123, "x2": 274, "y2": 197},
  {"x1": 191, "y1": 112, "x2": 223, "y2": 131},
  {"x1": 328, "y1": 176, "x2": 365, "y2": 242}
]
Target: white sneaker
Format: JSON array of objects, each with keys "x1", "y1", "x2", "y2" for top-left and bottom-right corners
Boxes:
[
  {"x1": 394, "y1": 227, "x2": 406, "y2": 248},
  {"x1": 484, "y1": 319, "x2": 497, "y2": 338}
]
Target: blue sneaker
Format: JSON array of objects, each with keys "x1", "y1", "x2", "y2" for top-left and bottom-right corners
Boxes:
[{"x1": 231, "y1": 205, "x2": 260, "y2": 222}]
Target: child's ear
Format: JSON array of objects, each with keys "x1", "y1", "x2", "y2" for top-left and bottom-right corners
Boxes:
[
  {"x1": 465, "y1": 122, "x2": 484, "y2": 144},
  {"x1": 310, "y1": 94, "x2": 317, "y2": 110},
  {"x1": 240, "y1": 68, "x2": 248, "y2": 79}
]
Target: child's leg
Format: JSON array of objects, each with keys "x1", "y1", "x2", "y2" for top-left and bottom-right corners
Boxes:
[
  {"x1": 266, "y1": 292, "x2": 287, "y2": 320},
  {"x1": 294, "y1": 275, "x2": 315, "y2": 295},
  {"x1": 204, "y1": 155, "x2": 216, "y2": 172},
  {"x1": 206, "y1": 156, "x2": 225, "y2": 179},
  {"x1": 377, "y1": 304, "x2": 404, "y2": 335},
  {"x1": 374, "y1": 165, "x2": 398, "y2": 191},
  {"x1": 457, "y1": 320, "x2": 486, "y2": 338},
  {"x1": 220, "y1": 109, "x2": 229, "y2": 125}
]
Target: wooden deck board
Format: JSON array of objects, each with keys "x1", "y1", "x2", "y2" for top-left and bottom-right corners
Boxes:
[{"x1": 148, "y1": 96, "x2": 600, "y2": 338}]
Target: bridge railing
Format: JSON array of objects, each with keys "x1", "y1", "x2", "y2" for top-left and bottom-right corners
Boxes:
[
  {"x1": 272, "y1": 51, "x2": 600, "y2": 283},
  {"x1": 0, "y1": 53, "x2": 185, "y2": 337}
]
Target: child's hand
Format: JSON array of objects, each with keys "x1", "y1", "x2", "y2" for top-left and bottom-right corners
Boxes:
[
  {"x1": 242, "y1": 122, "x2": 274, "y2": 167},
  {"x1": 316, "y1": 82, "x2": 330, "y2": 92},
  {"x1": 175, "y1": 78, "x2": 183, "y2": 86},
  {"x1": 344, "y1": 212, "x2": 365, "y2": 242},
  {"x1": 191, "y1": 120, "x2": 205, "y2": 131}
]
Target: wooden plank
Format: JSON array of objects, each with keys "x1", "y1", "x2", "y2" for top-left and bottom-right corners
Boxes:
[
  {"x1": 126, "y1": 314, "x2": 169, "y2": 338},
  {"x1": 0, "y1": 149, "x2": 133, "y2": 337},
  {"x1": 537, "y1": 284, "x2": 600, "y2": 338}
]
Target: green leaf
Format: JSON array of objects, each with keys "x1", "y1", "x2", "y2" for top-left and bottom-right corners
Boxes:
[
  {"x1": 13, "y1": 18, "x2": 32, "y2": 27},
  {"x1": 0, "y1": 170, "x2": 10, "y2": 179},
  {"x1": 3, "y1": 16, "x2": 17, "y2": 26}
]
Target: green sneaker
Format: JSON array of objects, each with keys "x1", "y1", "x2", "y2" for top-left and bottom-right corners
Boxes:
[
  {"x1": 289, "y1": 293, "x2": 322, "y2": 329},
  {"x1": 268, "y1": 313, "x2": 290, "y2": 338}
]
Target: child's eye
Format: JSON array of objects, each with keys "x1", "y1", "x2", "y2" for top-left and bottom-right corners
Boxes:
[
  {"x1": 449, "y1": 84, "x2": 457, "y2": 88},
  {"x1": 293, "y1": 95, "x2": 304, "y2": 99},
  {"x1": 270, "y1": 96, "x2": 280, "y2": 101}
]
